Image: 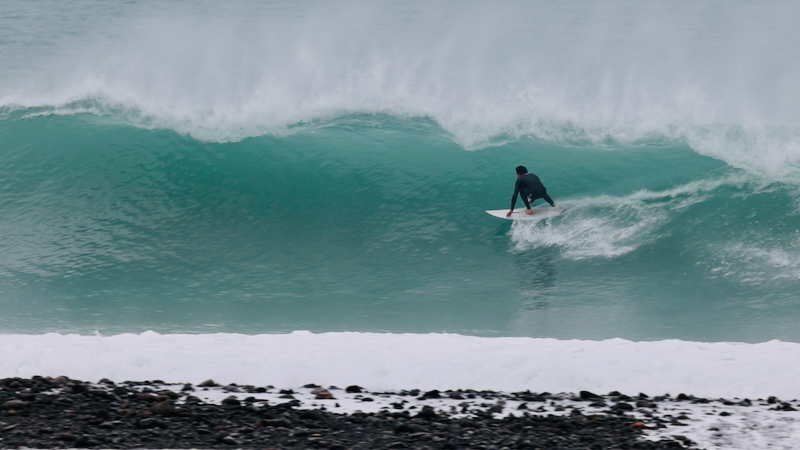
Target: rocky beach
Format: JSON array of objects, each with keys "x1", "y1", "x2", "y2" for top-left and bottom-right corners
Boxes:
[{"x1": 5, "y1": 376, "x2": 798, "y2": 449}]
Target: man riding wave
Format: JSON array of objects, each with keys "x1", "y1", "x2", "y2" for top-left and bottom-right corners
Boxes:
[{"x1": 507, "y1": 165, "x2": 560, "y2": 217}]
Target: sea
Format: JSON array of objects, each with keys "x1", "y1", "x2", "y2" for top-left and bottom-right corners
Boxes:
[{"x1": 2, "y1": 0, "x2": 800, "y2": 408}]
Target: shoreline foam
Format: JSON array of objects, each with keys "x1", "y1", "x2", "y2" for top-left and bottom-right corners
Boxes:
[{"x1": 3, "y1": 331, "x2": 800, "y2": 398}]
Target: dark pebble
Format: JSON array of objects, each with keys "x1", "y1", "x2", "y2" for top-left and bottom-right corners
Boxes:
[
  {"x1": 612, "y1": 402, "x2": 634, "y2": 411},
  {"x1": 420, "y1": 389, "x2": 440, "y2": 399},
  {"x1": 579, "y1": 390, "x2": 602, "y2": 400}
]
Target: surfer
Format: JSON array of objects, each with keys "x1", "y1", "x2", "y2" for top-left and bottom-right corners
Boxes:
[{"x1": 507, "y1": 166, "x2": 559, "y2": 217}]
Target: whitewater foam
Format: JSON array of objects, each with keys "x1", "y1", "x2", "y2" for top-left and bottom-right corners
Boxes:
[
  {"x1": 509, "y1": 175, "x2": 746, "y2": 258},
  {"x1": 2, "y1": 331, "x2": 800, "y2": 400},
  {"x1": 709, "y1": 241, "x2": 800, "y2": 285}
]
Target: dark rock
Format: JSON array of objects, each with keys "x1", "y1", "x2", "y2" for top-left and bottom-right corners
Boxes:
[
  {"x1": 221, "y1": 435, "x2": 241, "y2": 445},
  {"x1": 199, "y1": 379, "x2": 217, "y2": 387},
  {"x1": 346, "y1": 385, "x2": 363, "y2": 393},
  {"x1": 408, "y1": 432, "x2": 432, "y2": 441},
  {"x1": 58, "y1": 433, "x2": 79, "y2": 441},
  {"x1": 299, "y1": 410, "x2": 320, "y2": 420},
  {"x1": 74, "y1": 435, "x2": 95, "y2": 448},
  {"x1": 416, "y1": 405, "x2": 437, "y2": 419},
  {"x1": 137, "y1": 417, "x2": 168, "y2": 429},
  {"x1": 488, "y1": 404, "x2": 503, "y2": 413},
  {"x1": 261, "y1": 418, "x2": 293, "y2": 428},
  {"x1": 611, "y1": 402, "x2": 634, "y2": 411},
  {"x1": 137, "y1": 418, "x2": 157, "y2": 428},
  {"x1": 312, "y1": 388, "x2": 335, "y2": 399},
  {"x1": 222, "y1": 396, "x2": 241, "y2": 406},
  {"x1": 158, "y1": 390, "x2": 180, "y2": 399},
  {"x1": 421, "y1": 389, "x2": 441, "y2": 399},
  {"x1": 150, "y1": 399, "x2": 175, "y2": 416},
  {"x1": 580, "y1": 390, "x2": 602, "y2": 400},
  {"x1": 112, "y1": 386, "x2": 129, "y2": 396},
  {"x1": 395, "y1": 423, "x2": 428, "y2": 433},
  {"x1": 278, "y1": 399, "x2": 301, "y2": 408},
  {"x1": 71, "y1": 383, "x2": 90, "y2": 394},
  {"x1": 138, "y1": 393, "x2": 159, "y2": 402},
  {"x1": 4, "y1": 399, "x2": 28, "y2": 409},
  {"x1": 768, "y1": 396, "x2": 778, "y2": 404}
]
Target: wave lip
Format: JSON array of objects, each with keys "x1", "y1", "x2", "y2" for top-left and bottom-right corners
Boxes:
[{"x1": 2, "y1": 331, "x2": 799, "y2": 399}]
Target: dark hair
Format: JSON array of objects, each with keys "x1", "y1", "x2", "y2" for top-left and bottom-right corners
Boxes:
[{"x1": 515, "y1": 165, "x2": 527, "y2": 175}]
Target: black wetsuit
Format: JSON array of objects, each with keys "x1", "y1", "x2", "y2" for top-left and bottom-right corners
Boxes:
[{"x1": 511, "y1": 173, "x2": 555, "y2": 210}]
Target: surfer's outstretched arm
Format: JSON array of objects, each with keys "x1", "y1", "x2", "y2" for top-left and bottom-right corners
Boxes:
[{"x1": 508, "y1": 180, "x2": 533, "y2": 217}]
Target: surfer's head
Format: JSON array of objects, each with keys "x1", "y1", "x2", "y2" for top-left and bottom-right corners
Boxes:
[{"x1": 515, "y1": 165, "x2": 527, "y2": 175}]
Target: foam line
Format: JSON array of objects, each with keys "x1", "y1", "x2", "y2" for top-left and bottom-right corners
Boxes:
[{"x1": 2, "y1": 331, "x2": 799, "y2": 399}]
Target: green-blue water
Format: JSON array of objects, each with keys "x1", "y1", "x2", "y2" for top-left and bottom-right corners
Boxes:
[{"x1": 2, "y1": 0, "x2": 800, "y2": 342}]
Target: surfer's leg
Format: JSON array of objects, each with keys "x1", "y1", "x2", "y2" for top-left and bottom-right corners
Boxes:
[{"x1": 541, "y1": 192, "x2": 555, "y2": 207}]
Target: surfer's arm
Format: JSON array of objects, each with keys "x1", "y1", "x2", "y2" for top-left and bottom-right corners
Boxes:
[
  {"x1": 509, "y1": 182, "x2": 533, "y2": 217},
  {"x1": 510, "y1": 182, "x2": 521, "y2": 211}
]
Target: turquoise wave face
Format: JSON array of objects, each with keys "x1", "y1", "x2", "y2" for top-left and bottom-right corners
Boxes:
[{"x1": 1, "y1": 113, "x2": 800, "y2": 341}]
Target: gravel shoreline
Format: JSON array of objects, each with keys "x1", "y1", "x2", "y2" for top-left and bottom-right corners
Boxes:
[{"x1": 0, "y1": 375, "x2": 753, "y2": 449}]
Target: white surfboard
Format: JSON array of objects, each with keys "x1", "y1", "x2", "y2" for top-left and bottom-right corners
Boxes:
[{"x1": 485, "y1": 207, "x2": 565, "y2": 221}]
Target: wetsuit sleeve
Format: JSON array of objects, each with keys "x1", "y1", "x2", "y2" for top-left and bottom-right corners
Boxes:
[
  {"x1": 510, "y1": 180, "x2": 520, "y2": 210},
  {"x1": 511, "y1": 179, "x2": 531, "y2": 210}
]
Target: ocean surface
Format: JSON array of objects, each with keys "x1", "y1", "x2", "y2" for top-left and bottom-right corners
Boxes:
[{"x1": 2, "y1": 0, "x2": 800, "y2": 351}]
